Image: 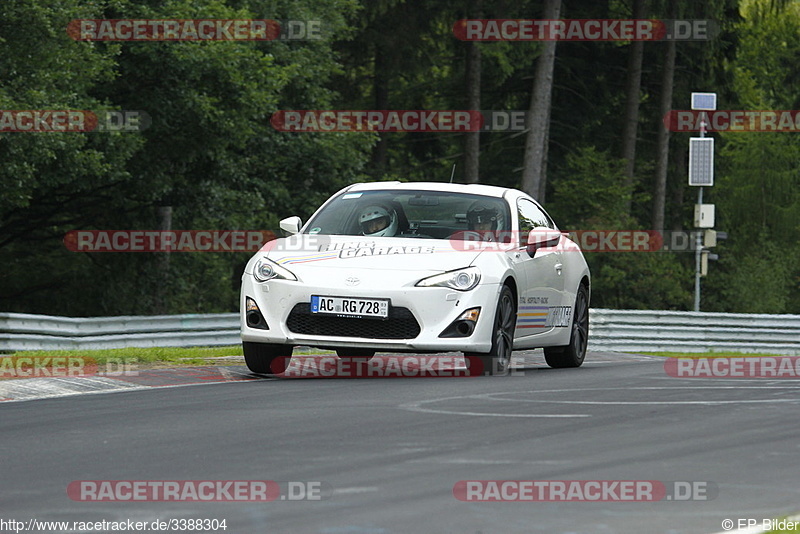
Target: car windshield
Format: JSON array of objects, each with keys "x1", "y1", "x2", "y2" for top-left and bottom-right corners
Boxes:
[{"x1": 303, "y1": 189, "x2": 510, "y2": 240}]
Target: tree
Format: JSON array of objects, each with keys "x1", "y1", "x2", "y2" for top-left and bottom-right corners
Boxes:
[
  {"x1": 704, "y1": 0, "x2": 800, "y2": 313},
  {"x1": 621, "y1": 0, "x2": 647, "y2": 215},
  {"x1": 650, "y1": 21, "x2": 676, "y2": 233},
  {"x1": 521, "y1": 0, "x2": 560, "y2": 202},
  {"x1": 0, "y1": 0, "x2": 373, "y2": 315},
  {"x1": 463, "y1": 33, "x2": 482, "y2": 183}
]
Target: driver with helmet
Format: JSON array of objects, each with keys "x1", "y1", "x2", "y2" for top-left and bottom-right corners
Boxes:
[
  {"x1": 466, "y1": 200, "x2": 502, "y2": 239},
  {"x1": 359, "y1": 205, "x2": 398, "y2": 237}
]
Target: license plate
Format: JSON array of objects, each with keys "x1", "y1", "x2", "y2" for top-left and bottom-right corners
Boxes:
[{"x1": 310, "y1": 296, "x2": 389, "y2": 318}]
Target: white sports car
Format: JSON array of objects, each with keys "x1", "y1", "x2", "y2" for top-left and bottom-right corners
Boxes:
[{"x1": 241, "y1": 181, "x2": 590, "y2": 376}]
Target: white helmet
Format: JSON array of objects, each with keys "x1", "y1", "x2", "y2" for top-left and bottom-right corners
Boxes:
[
  {"x1": 467, "y1": 200, "x2": 503, "y2": 231},
  {"x1": 359, "y1": 205, "x2": 398, "y2": 237}
]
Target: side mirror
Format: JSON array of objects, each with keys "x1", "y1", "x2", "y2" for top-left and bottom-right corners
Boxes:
[
  {"x1": 279, "y1": 216, "x2": 302, "y2": 235},
  {"x1": 526, "y1": 228, "x2": 561, "y2": 256}
]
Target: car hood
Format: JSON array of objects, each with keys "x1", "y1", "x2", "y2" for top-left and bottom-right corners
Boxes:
[{"x1": 257, "y1": 235, "x2": 489, "y2": 274}]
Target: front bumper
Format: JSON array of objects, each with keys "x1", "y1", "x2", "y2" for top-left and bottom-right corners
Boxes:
[{"x1": 240, "y1": 272, "x2": 500, "y2": 353}]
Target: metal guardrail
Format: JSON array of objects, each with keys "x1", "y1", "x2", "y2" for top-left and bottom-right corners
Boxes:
[
  {"x1": 1, "y1": 309, "x2": 799, "y2": 354},
  {"x1": 589, "y1": 309, "x2": 800, "y2": 355},
  {"x1": 0, "y1": 312, "x2": 241, "y2": 351}
]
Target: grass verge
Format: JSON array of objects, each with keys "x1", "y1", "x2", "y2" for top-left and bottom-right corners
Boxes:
[
  {"x1": 629, "y1": 351, "x2": 793, "y2": 358},
  {"x1": 1, "y1": 346, "x2": 246, "y2": 369},
  {"x1": 1, "y1": 345, "x2": 333, "y2": 372}
]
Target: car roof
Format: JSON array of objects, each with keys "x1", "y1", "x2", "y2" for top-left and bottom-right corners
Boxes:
[{"x1": 345, "y1": 181, "x2": 519, "y2": 199}]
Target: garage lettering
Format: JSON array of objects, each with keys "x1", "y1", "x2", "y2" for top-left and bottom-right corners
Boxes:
[
  {"x1": 335, "y1": 245, "x2": 435, "y2": 258},
  {"x1": 320, "y1": 241, "x2": 375, "y2": 251}
]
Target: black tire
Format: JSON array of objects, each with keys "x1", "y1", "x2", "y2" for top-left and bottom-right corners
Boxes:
[
  {"x1": 544, "y1": 284, "x2": 589, "y2": 368},
  {"x1": 465, "y1": 285, "x2": 516, "y2": 376},
  {"x1": 335, "y1": 348, "x2": 376, "y2": 360},
  {"x1": 243, "y1": 342, "x2": 293, "y2": 374}
]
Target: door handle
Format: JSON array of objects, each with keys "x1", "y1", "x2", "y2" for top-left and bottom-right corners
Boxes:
[{"x1": 554, "y1": 263, "x2": 563, "y2": 274}]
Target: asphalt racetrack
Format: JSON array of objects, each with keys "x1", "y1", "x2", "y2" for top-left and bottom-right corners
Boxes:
[{"x1": 2, "y1": 351, "x2": 799, "y2": 534}]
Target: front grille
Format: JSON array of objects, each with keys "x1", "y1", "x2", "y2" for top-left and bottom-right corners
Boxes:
[{"x1": 286, "y1": 303, "x2": 421, "y2": 339}]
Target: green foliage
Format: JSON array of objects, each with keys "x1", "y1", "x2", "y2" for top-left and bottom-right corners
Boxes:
[
  {"x1": 548, "y1": 146, "x2": 632, "y2": 229},
  {"x1": 0, "y1": 0, "x2": 797, "y2": 316},
  {"x1": 548, "y1": 145, "x2": 692, "y2": 310},
  {"x1": 588, "y1": 252, "x2": 693, "y2": 310},
  {"x1": 0, "y1": 0, "x2": 372, "y2": 315},
  {"x1": 708, "y1": 0, "x2": 800, "y2": 313},
  {"x1": 0, "y1": 0, "x2": 138, "y2": 216},
  {"x1": 705, "y1": 241, "x2": 795, "y2": 313}
]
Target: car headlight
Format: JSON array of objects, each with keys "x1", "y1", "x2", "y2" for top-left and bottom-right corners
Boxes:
[
  {"x1": 416, "y1": 267, "x2": 481, "y2": 291},
  {"x1": 253, "y1": 258, "x2": 297, "y2": 282}
]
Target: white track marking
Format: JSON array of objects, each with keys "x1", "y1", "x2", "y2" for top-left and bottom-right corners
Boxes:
[{"x1": 399, "y1": 394, "x2": 591, "y2": 418}]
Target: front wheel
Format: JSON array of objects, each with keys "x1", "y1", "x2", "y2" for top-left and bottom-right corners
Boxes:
[
  {"x1": 243, "y1": 342, "x2": 293, "y2": 374},
  {"x1": 465, "y1": 285, "x2": 516, "y2": 376},
  {"x1": 544, "y1": 284, "x2": 589, "y2": 368}
]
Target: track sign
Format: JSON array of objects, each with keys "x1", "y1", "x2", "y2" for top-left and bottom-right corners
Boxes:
[
  {"x1": 691, "y1": 92, "x2": 717, "y2": 111},
  {"x1": 700, "y1": 250, "x2": 719, "y2": 277},
  {"x1": 703, "y1": 229, "x2": 717, "y2": 248},
  {"x1": 689, "y1": 137, "x2": 714, "y2": 186},
  {"x1": 694, "y1": 204, "x2": 715, "y2": 228}
]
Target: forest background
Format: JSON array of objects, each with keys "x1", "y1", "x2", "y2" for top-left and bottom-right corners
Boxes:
[{"x1": 1, "y1": 0, "x2": 797, "y2": 316}]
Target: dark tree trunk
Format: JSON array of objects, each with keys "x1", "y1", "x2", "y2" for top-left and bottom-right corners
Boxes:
[
  {"x1": 371, "y1": 44, "x2": 389, "y2": 176},
  {"x1": 521, "y1": 0, "x2": 561, "y2": 202},
  {"x1": 463, "y1": 39, "x2": 481, "y2": 184},
  {"x1": 652, "y1": 1, "x2": 678, "y2": 232},
  {"x1": 621, "y1": 0, "x2": 647, "y2": 214}
]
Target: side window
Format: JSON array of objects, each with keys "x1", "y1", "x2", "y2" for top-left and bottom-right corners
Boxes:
[{"x1": 517, "y1": 198, "x2": 552, "y2": 246}]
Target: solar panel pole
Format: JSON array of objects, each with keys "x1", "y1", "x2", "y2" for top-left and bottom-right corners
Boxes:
[
  {"x1": 694, "y1": 131, "x2": 703, "y2": 312},
  {"x1": 689, "y1": 92, "x2": 716, "y2": 311}
]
